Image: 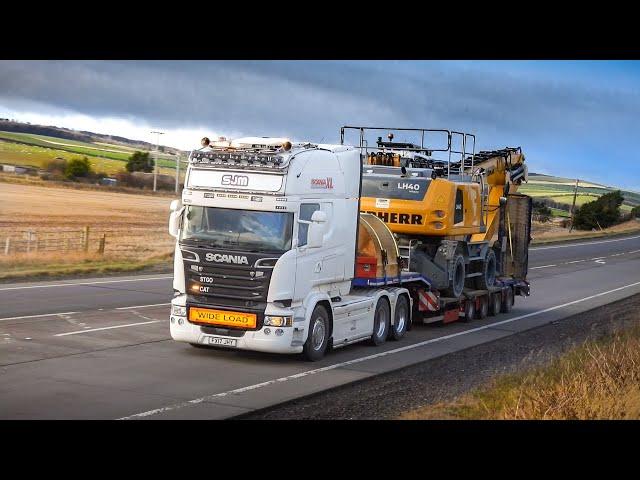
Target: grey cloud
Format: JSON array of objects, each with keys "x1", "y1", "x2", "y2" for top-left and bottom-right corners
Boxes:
[{"x1": 0, "y1": 60, "x2": 639, "y2": 187}]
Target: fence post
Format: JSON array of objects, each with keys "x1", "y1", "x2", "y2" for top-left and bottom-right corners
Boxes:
[
  {"x1": 83, "y1": 226, "x2": 90, "y2": 252},
  {"x1": 4, "y1": 238, "x2": 9, "y2": 256},
  {"x1": 98, "y1": 234, "x2": 106, "y2": 255}
]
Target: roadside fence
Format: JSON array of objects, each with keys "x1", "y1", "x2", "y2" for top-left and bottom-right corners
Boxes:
[{"x1": 2, "y1": 226, "x2": 105, "y2": 255}]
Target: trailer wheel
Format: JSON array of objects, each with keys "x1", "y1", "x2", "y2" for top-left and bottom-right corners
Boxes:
[
  {"x1": 476, "y1": 296, "x2": 489, "y2": 319},
  {"x1": 369, "y1": 298, "x2": 390, "y2": 346},
  {"x1": 500, "y1": 288, "x2": 514, "y2": 313},
  {"x1": 443, "y1": 254, "x2": 465, "y2": 298},
  {"x1": 489, "y1": 292, "x2": 501, "y2": 316},
  {"x1": 462, "y1": 299, "x2": 475, "y2": 322},
  {"x1": 474, "y1": 249, "x2": 497, "y2": 290},
  {"x1": 390, "y1": 295, "x2": 409, "y2": 341},
  {"x1": 303, "y1": 304, "x2": 331, "y2": 361}
]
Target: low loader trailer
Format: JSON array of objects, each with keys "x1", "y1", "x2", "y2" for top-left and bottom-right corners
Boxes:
[{"x1": 168, "y1": 130, "x2": 531, "y2": 361}]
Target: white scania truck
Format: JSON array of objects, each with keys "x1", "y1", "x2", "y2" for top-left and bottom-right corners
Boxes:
[{"x1": 168, "y1": 133, "x2": 530, "y2": 361}]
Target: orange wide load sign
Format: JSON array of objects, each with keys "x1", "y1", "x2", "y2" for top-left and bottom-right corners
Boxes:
[{"x1": 189, "y1": 307, "x2": 257, "y2": 329}]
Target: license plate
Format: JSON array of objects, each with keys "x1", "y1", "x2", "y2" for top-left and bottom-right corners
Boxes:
[
  {"x1": 189, "y1": 307, "x2": 257, "y2": 328},
  {"x1": 206, "y1": 336, "x2": 237, "y2": 347}
]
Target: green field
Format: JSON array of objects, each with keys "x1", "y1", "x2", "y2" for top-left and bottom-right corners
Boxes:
[
  {"x1": 520, "y1": 174, "x2": 640, "y2": 218},
  {"x1": 0, "y1": 138, "x2": 180, "y2": 177},
  {"x1": 0, "y1": 131, "x2": 180, "y2": 169},
  {"x1": 549, "y1": 207, "x2": 571, "y2": 218}
]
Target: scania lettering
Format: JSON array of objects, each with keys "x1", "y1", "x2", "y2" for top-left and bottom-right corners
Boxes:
[{"x1": 205, "y1": 253, "x2": 249, "y2": 264}]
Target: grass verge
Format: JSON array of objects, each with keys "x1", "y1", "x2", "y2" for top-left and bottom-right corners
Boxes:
[
  {"x1": 399, "y1": 323, "x2": 640, "y2": 420},
  {"x1": 0, "y1": 251, "x2": 173, "y2": 282},
  {"x1": 531, "y1": 220, "x2": 640, "y2": 245}
]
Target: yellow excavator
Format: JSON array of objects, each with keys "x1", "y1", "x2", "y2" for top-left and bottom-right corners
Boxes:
[{"x1": 342, "y1": 126, "x2": 532, "y2": 299}]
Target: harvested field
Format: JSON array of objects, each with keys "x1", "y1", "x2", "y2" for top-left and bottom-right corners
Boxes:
[{"x1": 0, "y1": 182, "x2": 175, "y2": 262}]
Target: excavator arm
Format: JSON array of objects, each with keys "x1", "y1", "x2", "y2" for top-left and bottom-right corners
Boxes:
[{"x1": 468, "y1": 148, "x2": 527, "y2": 243}]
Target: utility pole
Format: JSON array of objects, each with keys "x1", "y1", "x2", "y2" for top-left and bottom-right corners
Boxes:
[
  {"x1": 151, "y1": 130, "x2": 164, "y2": 192},
  {"x1": 569, "y1": 178, "x2": 579, "y2": 232},
  {"x1": 175, "y1": 153, "x2": 180, "y2": 194}
]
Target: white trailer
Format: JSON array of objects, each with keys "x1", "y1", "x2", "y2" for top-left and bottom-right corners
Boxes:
[{"x1": 168, "y1": 137, "x2": 412, "y2": 360}]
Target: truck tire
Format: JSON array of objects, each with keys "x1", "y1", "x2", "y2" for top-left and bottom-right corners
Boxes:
[
  {"x1": 489, "y1": 292, "x2": 501, "y2": 316},
  {"x1": 443, "y1": 254, "x2": 465, "y2": 298},
  {"x1": 500, "y1": 287, "x2": 514, "y2": 313},
  {"x1": 476, "y1": 295, "x2": 489, "y2": 319},
  {"x1": 462, "y1": 298, "x2": 475, "y2": 322},
  {"x1": 303, "y1": 304, "x2": 331, "y2": 361},
  {"x1": 474, "y1": 249, "x2": 497, "y2": 290},
  {"x1": 390, "y1": 295, "x2": 409, "y2": 341},
  {"x1": 369, "y1": 298, "x2": 390, "y2": 345}
]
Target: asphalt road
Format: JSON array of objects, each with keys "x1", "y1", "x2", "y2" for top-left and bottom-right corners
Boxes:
[{"x1": 1, "y1": 233, "x2": 640, "y2": 419}]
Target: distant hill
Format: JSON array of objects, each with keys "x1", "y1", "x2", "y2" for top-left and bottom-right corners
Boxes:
[
  {"x1": 522, "y1": 172, "x2": 640, "y2": 212},
  {"x1": 0, "y1": 119, "x2": 186, "y2": 156}
]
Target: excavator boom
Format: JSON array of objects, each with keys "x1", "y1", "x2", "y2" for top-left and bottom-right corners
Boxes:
[{"x1": 467, "y1": 147, "x2": 527, "y2": 243}]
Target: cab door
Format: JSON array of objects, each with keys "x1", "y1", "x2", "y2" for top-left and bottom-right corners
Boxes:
[
  {"x1": 293, "y1": 202, "x2": 323, "y2": 301},
  {"x1": 293, "y1": 201, "x2": 341, "y2": 296}
]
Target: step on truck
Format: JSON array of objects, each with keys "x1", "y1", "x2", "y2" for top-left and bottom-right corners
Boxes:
[{"x1": 168, "y1": 130, "x2": 531, "y2": 360}]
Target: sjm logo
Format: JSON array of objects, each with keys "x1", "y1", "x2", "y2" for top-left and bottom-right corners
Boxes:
[{"x1": 221, "y1": 174, "x2": 249, "y2": 186}]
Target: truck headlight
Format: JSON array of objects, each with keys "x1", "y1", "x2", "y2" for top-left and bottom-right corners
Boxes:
[
  {"x1": 172, "y1": 305, "x2": 187, "y2": 317},
  {"x1": 264, "y1": 315, "x2": 293, "y2": 327}
]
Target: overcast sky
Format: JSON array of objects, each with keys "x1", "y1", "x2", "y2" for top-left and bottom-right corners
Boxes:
[{"x1": 1, "y1": 60, "x2": 639, "y2": 190}]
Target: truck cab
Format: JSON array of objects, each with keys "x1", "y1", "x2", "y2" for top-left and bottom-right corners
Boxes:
[{"x1": 169, "y1": 137, "x2": 410, "y2": 360}]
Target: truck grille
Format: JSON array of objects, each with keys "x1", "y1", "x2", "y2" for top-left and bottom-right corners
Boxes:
[{"x1": 182, "y1": 246, "x2": 279, "y2": 311}]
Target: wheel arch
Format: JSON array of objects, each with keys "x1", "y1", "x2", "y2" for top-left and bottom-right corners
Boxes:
[{"x1": 302, "y1": 292, "x2": 334, "y2": 344}]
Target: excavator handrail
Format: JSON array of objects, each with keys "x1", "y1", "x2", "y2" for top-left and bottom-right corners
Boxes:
[{"x1": 340, "y1": 125, "x2": 477, "y2": 180}]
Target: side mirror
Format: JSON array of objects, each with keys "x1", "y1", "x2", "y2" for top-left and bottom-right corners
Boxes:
[
  {"x1": 170, "y1": 199, "x2": 181, "y2": 212},
  {"x1": 169, "y1": 200, "x2": 184, "y2": 239},
  {"x1": 310, "y1": 210, "x2": 327, "y2": 223},
  {"x1": 307, "y1": 211, "x2": 328, "y2": 248}
]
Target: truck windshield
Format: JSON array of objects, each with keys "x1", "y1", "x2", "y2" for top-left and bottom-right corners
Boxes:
[{"x1": 180, "y1": 206, "x2": 294, "y2": 253}]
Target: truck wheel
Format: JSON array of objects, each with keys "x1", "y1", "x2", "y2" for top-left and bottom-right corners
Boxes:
[
  {"x1": 390, "y1": 295, "x2": 409, "y2": 341},
  {"x1": 303, "y1": 304, "x2": 331, "y2": 361},
  {"x1": 474, "y1": 249, "x2": 497, "y2": 290},
  {"x1": 369, "y1": 298, "x2": 390, "y2": 345},
  {"x1": 489, "y1": 292, "x2": 501, "y2": 316},
  {"x1": 462, "y1": 299, "x2": 475, "y2": 322},
  {"x1": 476, "y1": 296, "x2": 489, "y2": 319},
  {"x1": 500, "y1": 288, "x2": 514, "y2": 313},
  {"x1": 443, "y1": 254, "x2": 465, "y2": 298}
]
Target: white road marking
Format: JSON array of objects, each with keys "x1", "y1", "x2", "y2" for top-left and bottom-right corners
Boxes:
[
  {"x1": 0, "y1": 311, "x2": 79, "y2": 322},
  {"x1": 531, "y1": 249, "x2": 634, "y2": 269},
  {"x1": 115, "y1": 303, "x2": 171, "y2": 310},
  {"x1": 530, "y1": 234, "x2": 640, "y2": 251},
  {"x1": 55, "y1": 320, "x2": 164, "y2": 337},
  {"x1": 0, "y1": 276, "x2": 173, "y2": 291},
  {"x1": 119, "y1": 279, "x2": 640, "y2": 420}
]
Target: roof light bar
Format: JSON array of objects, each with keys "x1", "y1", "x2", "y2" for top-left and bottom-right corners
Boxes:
[{"x1": 190, "y1": 151, "x2": 286, "y2": 169}]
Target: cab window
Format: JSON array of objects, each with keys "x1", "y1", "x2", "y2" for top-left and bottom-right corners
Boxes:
[{"x1": 298, "y1": 203, "x2": 320, "y2": 246}]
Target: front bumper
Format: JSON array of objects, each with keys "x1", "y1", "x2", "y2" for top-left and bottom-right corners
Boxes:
[{"x1": 169, "y1": 297, "x2": 304, "y2": 354}]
